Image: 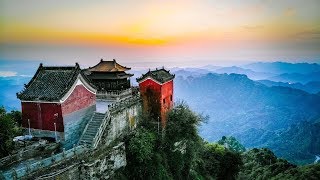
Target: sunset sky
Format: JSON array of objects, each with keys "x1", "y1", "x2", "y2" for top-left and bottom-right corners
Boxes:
[{"x1": 0, "y1": 0, "x2": 319, "y2": 67}]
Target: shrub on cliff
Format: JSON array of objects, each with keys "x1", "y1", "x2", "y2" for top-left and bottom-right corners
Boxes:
[{"x1": 0, "y1": 107, "x2": 22, "y2": 158}]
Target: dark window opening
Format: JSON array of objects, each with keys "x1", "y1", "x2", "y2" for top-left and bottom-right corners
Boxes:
[
  {"x1": 163, "y1": 98, "x2": 165, "y2": 104},
  {"x1": 170, "y1": 95, "x2": 172, "y2": 101}
]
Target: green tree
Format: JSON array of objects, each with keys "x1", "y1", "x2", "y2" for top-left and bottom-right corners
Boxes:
[
  {"x1": 198, "y1": 143, "x2": 242, "y2": 180},
  {"x1": 164, "y1": 102, "x2": 207, "y2": 179},
  {"x1": 218, "y1": 136, "x2": 246, "y2": 153},
  {"x1": 0, "y1": 107, "x2": 22, "y2": 158},
  {"x1": 125, "y1": 128, "x2": 171, "y2": 179}
]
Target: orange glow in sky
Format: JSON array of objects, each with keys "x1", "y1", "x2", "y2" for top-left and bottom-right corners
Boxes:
[{"x1": 0, "y1": 0, "x2": 319, "y2": 65}]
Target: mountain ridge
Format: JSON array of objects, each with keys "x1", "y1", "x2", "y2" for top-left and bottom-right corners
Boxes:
[{"x1": 174, "y1": 72, "x2": 320, "y2": 164}]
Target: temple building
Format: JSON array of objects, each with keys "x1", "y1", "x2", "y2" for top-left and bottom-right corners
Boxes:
[
  {"x1": 84, "y1": 59, "x2": 133, "y2": 102},
  {"x1": 137, "y1": 68, "x2": 175, "y2": 127},
  {"x1": 17, "y1": 63, "x2": 97, "y2": 149}
]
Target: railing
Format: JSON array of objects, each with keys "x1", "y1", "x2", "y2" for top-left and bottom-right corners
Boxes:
[
  {"x1": 0, "y1": 142, "x2": 58, "y2": 169},
  {"x1": 92, "y1": 111, "x2": 111, "y2": 149},
  {"x1": 108, "y1": 94, "x2": 141, "y2": 114},
  {"x1": 96, "y1": 88, "x2": 132, "y2": 100},
  {"x1": 35, "y1": 163, "x2": 80, "y2": 179},
  {"x1": 1, "y1": 145, "x2": 87, "y2": 180}
]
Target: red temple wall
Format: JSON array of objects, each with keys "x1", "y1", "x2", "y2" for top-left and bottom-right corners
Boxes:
[
  {"x1": 161, "y1": 80, "x2": 173, "y2": 108},
  {"x1": 139, "y1": 78, "x2": 162, "y2": 93},
  {"x1": 160, "y1": 80, "x2": 173, "y2": 125},
  {"x1": 139, "y1": 78, "x2": 174, "y2": 126},
  {"x1": 139, "y1": 79, "x2": 162, "y2": 114},
  {"x1": 21, "y1": 84, "x2": 95, "y2": 132},
  {"x1": 61, "y1": 85, "x2": 96, "y2": 115},
  {"x1": 21, "y1": 102, "x2": 63, "y2": 132}
]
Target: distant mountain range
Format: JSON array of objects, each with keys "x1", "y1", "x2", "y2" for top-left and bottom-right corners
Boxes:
[
  {"x1": 171, "y1": 61, "x2": 320, "y2": 84},
  {"x1": 267, "y1": 72, "x2": 320, "y2": 84},
  {"x1": 258, "y1": 80, "x2": 320, "y2": 94},
  {"x1": 214, "y1": 66, "x2": 275, "y2": 80},
  {"x1": 242, "y1": 62, "x2": 320, "y2": 74},
  {"x1": 174, "y1": 73, "x2": 320, "y2": 164}
]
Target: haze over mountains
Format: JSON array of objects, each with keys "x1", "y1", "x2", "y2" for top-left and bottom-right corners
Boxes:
[
  {"x1": 1, "y1": 61, "x2": 319, "y2": 164},
  {"x1": 170, "y1": 61, "x2": 320, "y2": 164},
  {"x1": 171, "y1": 61, "x2": 320, "y2": 94}
]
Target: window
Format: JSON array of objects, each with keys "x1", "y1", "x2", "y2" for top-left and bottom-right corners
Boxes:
[
  {"x1": 163, "y1": 98, "x2": 165, "y2": 104},
  {"x1": 170, "y1": 95, "x2": 172, "y2": 101}
]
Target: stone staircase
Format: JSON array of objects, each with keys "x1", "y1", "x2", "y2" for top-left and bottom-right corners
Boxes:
[{"x1": 79, "y1": 112, "x2": 106, "y2": 147}]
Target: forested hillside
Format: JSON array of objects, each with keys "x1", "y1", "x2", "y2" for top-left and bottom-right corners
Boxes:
[{"x1": 115, "y1": 104, "x2": 320, "y2": 179}]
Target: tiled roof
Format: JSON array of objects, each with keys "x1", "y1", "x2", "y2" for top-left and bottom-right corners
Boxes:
[
  {"x1": 87, "y1": 59, "x2": 131, "y2": 72},
  {"x1": 85, "y1": 72, "x2": 134, "y2": 80},
  {"x1": 136, "y1": 68, "x2": 175, "y2": 84},
  {"x1": 17, "y1": 63, "x2": 95, "y2": 101}
]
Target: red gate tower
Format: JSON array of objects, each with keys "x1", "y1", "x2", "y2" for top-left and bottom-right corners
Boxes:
[{"x1": 137, "y1": 68, "x2": 175, "y2": 127}]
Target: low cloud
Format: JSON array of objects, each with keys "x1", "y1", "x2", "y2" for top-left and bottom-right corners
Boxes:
[
  {"x1": 242, "y1": 25, "x2": 264, "y2": 30},
  {"x1": 0, "y1": 71, "x2": 17, "y2": 77},
  {"x1": 284, "y1": 7, "x2": 296, "y2": 17},
  {"x1": 294, "y1": 29, "x2": 320, "y2": 39}
]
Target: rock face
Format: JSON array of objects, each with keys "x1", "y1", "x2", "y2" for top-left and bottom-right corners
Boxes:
[
  {"x1": 29, "y1": 142, "x2": 127, "y2": 180},
  {"x1": 79, "y1": 142, "x2": 127, "y2": 180}
]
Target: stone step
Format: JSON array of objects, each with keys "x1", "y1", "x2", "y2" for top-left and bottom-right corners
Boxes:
[
  {"x1": 84, "y1": 130, "x2": 97, "y2": 135},
  {"x1": 88, "y1": 123, "x2": 101, "y2": 126},
  {"x1": 85, "y1": 129, "x2": 97, "y2": 132},
  {"x1": 84, "y1": 132, "x2": 95, "y2": 136},
  {"x1": 94, "y1": 113, "x2": 105, "y2": 116},
  {"x1": 91, "y1": 122, "x2": 102, "y2": 125},
  {"x1": 87, "y1": 125, "x2": 100, "y2": 129},
  {"x1": 79, "y1": 141, "x2": 92, "y2": 145},
  {"x1": 94, "y1": 116, "x2": 105, "y2": 118},
  {"x1": 82, "y1": 138, "x2": 94, "y2": 142},
  {"x1": 91, "y1": 120, "x2": 103, "y2": 124},
  {"x1": 93, "y1": 116, "x2": 104, "y2": 119},
  {"x1": 94, "y1": 117, "x2": 103, "y2": 120},
  {"x1": 82, "y1": 137, "x2": 94, "y2": 141},
  {"x1": 80, "y1": 139, "x2": 92, "y2": 143},
  {"x1": 87, "y1": 127, "x2": 99, "y2": 131},
  {"x1": 85, "y1": 131, "x2": 97, "y2": 135},
  {"x1": 87, "y1": 124, "x2": 99, "y2": 128},
  {"x1": 83, "y1": 133, "x2": 95, "y2": 137},
  {"x1": 84, "y1": 133, "x2": 96, "y2": 137},
  {"x1": 83, "y1": 134, "x2": 96, "y2": 139},
  {"x1": 88, "y1": 122, "x2": 101, "y2": 126}
]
